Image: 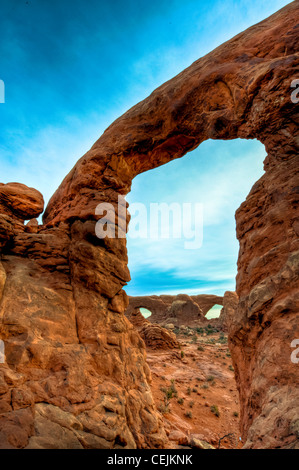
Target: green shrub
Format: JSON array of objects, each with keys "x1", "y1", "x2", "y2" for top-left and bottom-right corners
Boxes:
[
  {"x1": 218, "y1": 334, "x2": 228, "y2": 344},
  {"x1": 210, "y1": 405, "x2": 220, "y2": 417},
  {"x1": 159, "y1": 402, "x2": 169, "y2": 414},
  {"x1": 164, "y1": 380, "x2": 178, "y2": 400}
]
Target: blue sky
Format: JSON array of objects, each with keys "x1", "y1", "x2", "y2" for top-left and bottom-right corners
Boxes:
[{"x1": 0, "y1": 0, "x2": 290, "y2": 297}]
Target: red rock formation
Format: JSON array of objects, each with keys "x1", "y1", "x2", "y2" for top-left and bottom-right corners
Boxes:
[
  {"x1": 0, "y1": 183, "x2": 44, "y2": 222},
  {"x1": 0, "y1": 185, "x2": 166, "y2": 449},
  {"x1": 0, "y1": 183, "x2": 44, "y2": 250},
  {"x1": 230, "y1": 152, "x2": 299, "y2": 448},
  {"x1": 126, "y1": 294, "x2": 223, "y2": 325},
  {"x1": 127, "y1": 309, "x2": 179, "y2": 350},
  {"x1": 0, "y1": 2, "x2": 298, "y2": 449},
  {"x1": 218, "y1": 291, "x2": 239, "y2": 331}
]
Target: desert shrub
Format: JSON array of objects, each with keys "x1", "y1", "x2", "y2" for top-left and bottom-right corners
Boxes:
[
  {"x1": 185, "y1": 411, "x2": 192, "y2": 419},
  {"x1": 218, "y1": 334, "x2": 228, "y2": 344},
  {"x1": 170, "y1": 380, "x2": 178, "y2": 397},
  {"x1": 210, "y1": 405, "x2": 220, "y2": 417},
  {"x1": 159, "y1": 402, "x2": 170, "y2": 414},
  {"x1": 206, "y1": 376, "x2": 215, "y2": 386},
  {"x1": 164, "y1": 380, "x2": 177, "y2": 400},
  {"x1": 197, "y1": 345, "x2": 204, "y2": 351},
  {"x1": 177, "y1": 398, "x2": 184, "y2": 405},
  {"x1": 206, "y1": 338, "x2": 216, "y2": 344},
  {"x1": 204, "y1": 324, "x2": 219, "y2": 335}
]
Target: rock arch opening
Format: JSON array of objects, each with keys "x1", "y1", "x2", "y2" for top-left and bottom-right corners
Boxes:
[
  {"x1": 139, "y1": 307, "x2": 152, "y2": 319},
  {"x1": 125, "y1": 138, "x2": 266, "y2": 303},
  {"x1": 206, "y1": 304, "x2": 223, "y2": 319}
]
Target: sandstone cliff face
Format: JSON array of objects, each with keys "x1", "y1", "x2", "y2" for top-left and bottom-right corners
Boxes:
[
  {"x1": 0, "y1": 1, "x2": 298, "y2": 449},
  {"x1": 0, "y1": 185, "x2": 167, "y2": 449},
  {"x1": 230, "y1": 149, "x2": 299, "y2": 448}
]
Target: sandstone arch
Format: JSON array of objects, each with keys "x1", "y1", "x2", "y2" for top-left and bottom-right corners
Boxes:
[
  {"x1": 125, "y1": 294, "x2": 223, "y2": 325},
  {"x1": 0, "y1": 2, "x2": 298, "y2": 448}
]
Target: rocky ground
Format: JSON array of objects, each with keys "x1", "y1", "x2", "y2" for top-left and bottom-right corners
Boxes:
[{"x1": 146, "y1": 326, "x2": 242, "y2": 449}]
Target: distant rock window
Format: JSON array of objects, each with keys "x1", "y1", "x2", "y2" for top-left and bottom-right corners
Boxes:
[
  {"x1": 139, "y1": 308, "x2": 152, "y2": 319},
  {"x1": 206, "y1": 304, "x2": 222, "y2": 319}
]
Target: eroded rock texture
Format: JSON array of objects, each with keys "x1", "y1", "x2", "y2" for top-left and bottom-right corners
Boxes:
[
  {"x1": 0, "y1": 1, "x2": 298, "y2": 448},
  {"x1": 218, "y1": 291, "x2": 239, "y2": 331},
  {"x1": 127, "y1": 309, "x2": 179, "y2": 350},
  {"x1": 0, "y1": 184, "x2": 166, "y2": 449}
]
